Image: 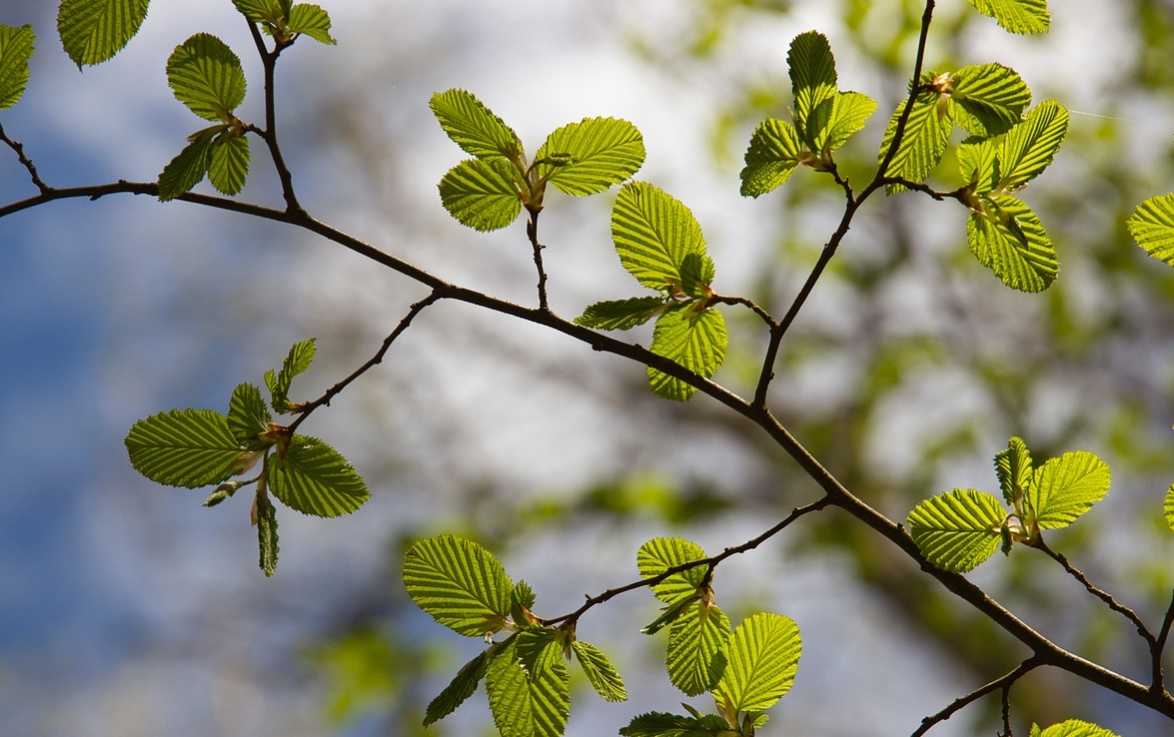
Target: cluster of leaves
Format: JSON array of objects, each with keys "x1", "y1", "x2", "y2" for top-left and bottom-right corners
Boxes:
[
  {"x1": 124, "y1": 340, "x2": 369, "y2": 576},
  {"x1": 908, "y1": 437, "x2": 1111, "y2": 573},
  {"x1": 402, "y1": 534, "x2": 801, "y2": 737}
]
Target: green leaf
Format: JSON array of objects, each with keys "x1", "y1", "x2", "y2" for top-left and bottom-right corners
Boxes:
[
  {"x1": 612, "y1": 182, "x2": 708, "y2": 292},
  {"x1": 255, "y1": 486, "x2": 279, "y2": 576},
  {"x1": 642, "y1": 594, "x2": 700, "y2": 636},
  {"x1": 665, "y1": 600, "x2": 731, "y2": 696},
  {"x1": 620, "y1": 712, "x2": 729, "y2": 737},
  {"x1": 288, "y1": 3, "x2": 336, "y2": 44},
  {"x1": 949, "y1": 63, "x2": 1031, "y2": 137},
  {"x1": 572, "y1": 641, "x2": 627, "y2": 702},
  {"x1": 712, "y1": 613, "x2": 802, "y2": 714},
  {"x1": 996, "y1": 100, "x2": 1068, "y2": 192},
  {"x1": 227, "y1": 382, "x2": 272, "y2": 448},
  {"x1": 1036, "y1": 719, "x2": 1121, "y2": 737},
  {"x1": 158, "y1": 132, "x2": 214, "y2": 201},
  {"x1": 1127, "y1": 193, "x2": 1174, "y2": 267},
  {"x1": 125, "y1": 409, "x2": 248, "y2": 488},
  {"x1": 208, "y1": 134, "x2": 250, "y2": 196},
  {"x1": 265, "y1": 338, "x2": 316, "y2": 414},
  {"x1": 511, "y1": 580, "x2": 537, "y2": 612},
  {"x1": 438, "y1": 158, "x2": 523, "y2": 231},
  {"x1": 740, "y1": 117, "x2": 804, "y2": 197},
  {"x1": 431, "y1": 88, "x2": 523, "y2": 161},
  {"x1": 232, "y1": 0, "x2": 282, "y2": 25},
  {"x1": 813, "y1": 91, "x2": 877, "y2": 156},
  {"x1": 957, "y1": 138, "x2": 999, "y2": 194},
  {"x1": 0, "y1": 25, "x2": 35, "y2": 111},
  {"x1": 679, "y1": 254, "x2": 716, "y2": 299},
  {"x1": 57, "y1": 0, "x2": 150, "y2": 67},
  {"x1": 576, "y1": 297, "x2": 668, "y2": 331},
  {"x1": 648, "y1": 307, "x2": 727, "y2": 402},
  {"x1": 908, "y1": 489, "x2": 1007, "y2": 572},
  {"x1": 637, "y1": 537, "x2": 709, "y2": 604},
  {"x1": 879, "y1": 87, "x2": 951, "y2": 192},
  {"x1": 967, "y1": 195, "x2": 1057, "y2": 292},
  {"x1": 1028, "y1": 451, "x2": 1110, "y2": 530},
  {"x1": 403, "y1": 534, "x2": 513, "y2": 637},
  {"x1": 425, "y1": 648, "x2": 493, "y2": 726},
  {"x1": 787, "y1": 31, "x2": 837, "y2": 144},
  {"x1": 994, "y1": 436, "x2": 1033, "y2": 509},
  {"x1": 536, "y1": 117, "x2": 645, "y2": 196},
  {"x1": 267, "y1": 435, "x2": 368, "y2": 517},
  {"x1": 487, "y1": 635, "x2": 570, "y2": 737},
  {"x1": 166, "y1": 33, "x2": 247, "y2": 122},
  {"x1": 1165, "y1": 483, "x2": 1174, "y2": 534},
  {"x1": 967, "y1": 0, "x2": 1050, "y2": 35}
]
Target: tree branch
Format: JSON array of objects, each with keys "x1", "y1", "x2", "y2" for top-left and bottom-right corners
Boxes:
[{"x1": 911, "y1": 656, "x2": 1043, "y2": 737}]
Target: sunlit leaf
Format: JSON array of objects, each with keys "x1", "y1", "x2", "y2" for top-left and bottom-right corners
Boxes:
[
  {"x1": 612, "y1": 182, "x2": 708, "y2": 292},
  {"x1": 1028, "y1": 451, "x2": 1110, "y2": 530},
  {"x1": 425, "y1": 648, "x2": 492, "y2": 726},
  {"x1": 665, "y1": 600, "x2": 731, "y2": 696},
  {"x1": 994, "y1": 436, "x2": 1033, "y2": 509},
  {"x1": 638, "y1": 537, "x2": 709, "y2": 604},
  {"x1": 648, "y1": 307, "x2": 727, "y2": 402},
  {"x1": 438, "y1": 158, "x2": 523, "y2": 231},
  {"x1": 966, "y1": 195, "x2": 1057, "y2": 292},
  {"x1": 403, "y1": 534, "x2": 513, "y2": 637},
  {"x1": 967, "y1": 0, "x2": 1050, "y2": 35},
  {"x1": 997, "y1": 100, "x2": 1068, "y2": 192},
  {"x1": 57, "y1": 0, "x2": 149, "y2": 67},
  {"x1": 740, "y1": 117, "x2": 804, "y2": 197},
  {"x1": 265, "y1": 338, "x2": 316, "y2": 414},
  {"x1": 949, "y1": 63, "x2": 1031, "y2": 136},
  {"x1": 227, "y1": 382, "x2": 272, "y2": 448},
  {"x1": 268, "y1": 435, "x2": 370, "y2": 517},
  {"x1": 158, "y1": 132, "x2": 214, "y2": 201},
  {"x1": 712, "y1": 613, "x2": 802, "y2": 714},
  {"x1": 1165, "y1": 483, "x2": 1174, "y2": 534},
  {"x1": 957, "y1": 138, "x2": 999, "y2": 194},
  {"x1": 908, "y1": 488, "x2": 1006, "y2": 572},
  {"x1": 536, "y1": 117, "x2": 645, "y2": 196},
  {"x1": 208, "y1": 134, "x2": 250, "y2": 196},
  {"x1": 879, "y1": 87, "x2": 950, "y2": 192},
  {"x1": 0, "y1": 25, "x2": 35, "y2": 111},
  {"x1": 256, "y1": 487, "x2": 279, "y2": 576},
  {"x1": 288, "y1": 3, "x2": 336, "y2": 45},
  {"x1": 620, "y1": 711, "x2": 729, "y2": 737},
  {"x1": 572, "y1": 641, "x2": 627, "y2": 702},
  {"x1": 487, "y1": 635, "x2": 570, "y2": 737},
  {"x1": 576, "y1": 297, "x2": 668, "y2": 330},
  {"x1": 431, "y1": 88, "x2": 523, "y2": 161},
  {"x1": 1127, "y1": 193, "x2": 1174, "y2": 267},
  {"x1": 166, "y1": 33, "x2": 247, "y2": 122},
  {"x1": 1035, "y1": 718, "x2": 1121, "y2": 737},
  {"x1": 813, "y1": 91, "x2": 877, "y2": 156},
  {"x1": 125, "y1": 408, "x2": 246, "y2": 488},
  {"x1": 787, "y1": 31, "x2": 837, "y2": 143}
]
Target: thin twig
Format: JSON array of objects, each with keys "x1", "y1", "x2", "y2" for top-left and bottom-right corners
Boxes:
[
  {"x1": 526, "y1": 206, "x2": 550, "y2": 312},
  {"x1": 245, "y1": 19, "x2": 303, "y2": 215},
  {"x1": 1154, "y1": 588, "x2": 1174, "y2": 692},
  {"x1": 911, "y1": 656, "x2": 1042, "y2": 737},
  {"x1": 0, "y1": 123, "x2": 50, "y2": 193}
]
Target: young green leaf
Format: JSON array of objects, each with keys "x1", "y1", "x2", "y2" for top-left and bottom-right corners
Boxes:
[
  {"x1": 208, "y1": 134, "x2": 250, "y2": 196},
  {"x1": 812, "y1": 91, "x2": 877, "y2": 157},
  {"x1": 511, "y1": 580, "x2": 537, "y2": 612},
  {"x1": 637, "y1": 537, "x2": 709, "y2": 604},
  {"x1": 612, "y1": 182, "x2": 708, "y2": 292},
  {"x1": 787, "y1": 31, "x2": 837, "y2": 143},
  {"x1": 966, "y1": 195, "x2": 1057, "y2": 292},
  {"x1": 642, "y1": 594, "x2": 701, "y2": 636},
  {"x1": 996, "y1": 100, "x2": 1068, "y2": 192},
  {"x1": 665, "y1": 600, "x2": 731, "y2": 696},
  {"x1": 908, "y1": 488, "x2": 1007, "y2": 572},
  {"x1": 431, "y1": 88, "x2": 523, "y2": 161},
  {"x1": 425, "y1": 648, "x2": 493, "y2": 726},
  {"x1": 967, "y1": 0, "x2": 1050, "y2": 35},
  {"x1": 1028, "y1": 451, "x2": 1110, "y2": 530},
  {"x1": 227, "y1": 382, "x2": 273, "y2": 448},
  {"x1": 575, "y1": 297, "x2": 668, "y2": 331},
  {"x1": 679, "y1": 254, "x2": 716, "y2": 300},
  {"x1": 879, "y1": 87, "x2": 951, "y2": 192},
  {"x1": 957, "y1": 138, "x2": 1000, "y2": 194},
  {"x1": 158, "y1": 132, "x2": 215, "y2": 201},
  {"x1": 57, "y1": 0, "x2": 150, "y2": 67},
  {"x1": 0, "y1": 25, "x2": 35, "y2": 111},
  {"x1": 995, "y1": 436, "x2": 1033, "y2": 509},
  {"x1": 438, "y1": 158, "x2": 523, "y2": 231},
  {"x1": 620, "y1": 711, "x2": 730, "y2": 737},
  {"x1": 1165, "y1": 483, "x2": 1174, "y2": 534},
  {"x1": 1127, "y1": 193, "x2": 1174, "y2": 267},
  {"x1": 572, "y1": 641, "x2": 627, "y2": 702},
  {"x1": 711, "y1": 613, "x2": 802, "y2": 715},
  {"x1": 486, "y1": 635, "x2": 570, "y2": 737},
  {"x1": 1033, "y1": 719, "x2": 1120, "y2": 737},
  {"x1": 648, "y1": 307, "x2": 727, "y2": 402},
  {"x1": 232, "y1": 0, "x2": 282, "y2": 24},
  {"x1": 288, "y1": 3, "x2": 336, "y2": 45},
  {"x1": 949, "y1": 63, "x2": 1031, "y2": 137},
  {"x1": 125, "y1": 409, "x2": 248, "y2": 488},
  {"x1": 403, "y1": 534, "x2": 513, "y2": 637},
  {"x1": 267, "y1": 435, "x2": 370, "y2": 517},
  {"x1": 536, "y1": 117, "x2": 645, "y2": 196},
  {"x1": 265, "y1": 338, "x2": 316, "y2": 414},
  {"x1": 166, "y1": 33, "x2": 247, "y2": 122},
  {"x1": 740, "y1": 117, "x2": 804, "y2": 197},
  {"x1": 255, "y1": 486, "x2": 279, "y2": 576}
]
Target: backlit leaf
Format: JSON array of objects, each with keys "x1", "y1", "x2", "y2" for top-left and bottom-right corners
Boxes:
[
  {"x1": 879, "y1": 87, "x2": 950, "y2": 192},
  {"x1": 232, "y1": 0, "x2": 282, "y2": 25},
  {"x1": 572, "y1": 641, "x2": 627, "y2": 702},
  {"x1": 1028, "y1": 451, "x2": 1110, "y2": 530},
  {"x1": 813, "y1": 91, "x2": 877, "y2": 156},
  {"x1": 403, "y1": 534, "x2": 513, "y2": 637},
  {"x1": 1165, "y1": 484, "x2": 1174, "y2": 534},
  {"x1": 256, "y1": 487, "x2": 279, "y2": 576},
  {"x1": 227, "y1": 382, "x2": 272, "y2": 448},
  {"x1": 908, "y1": 488, "x2": 1006, "y2": 572},
  {"x1": 994, "y1": 436, "x2": 1033, "y2": 509},
  {"x1": 125, "y1": 408, "x2": 245, "y2": 488},
  {"x1": 967, "y1": 0, "x2": 1050, "y2": 35},
  {"x1": 665, "y1": 600, "x2": 731, "y2": 696},
  {"x1": 57, "y1": 0, "x2": 149, "y2": 67},
  {"x1": 996, "y1": 100, "x2": 1068, "y2": 192},
  {"x1": 787, "y1": 31, "x2": 837, "y2": 143},
  {"x1": 1127, "y1": 193, "x2": 1174, "y2": 267},
  {"x1": 208, "y1": 134, "x2": 250, "y2": 196},
  {"x1": 648, "y1": 307, "x2": 727, "y2": 402},
  {"x1": 0, "y1": 25, "x2": 35, "y2": 111},
  {"x1": 1036, "y1": 719, "x2": 1121, "y2": 737},
  {"x1": 438, "y1": 158, "x2": 523, "y2": 231},
  {"x1": 431, "y1": 88, "x2": 523, "y2": 161},
  {"x1": 620, "y1": 711, "x2": 729, "y2": 737},
  {"x1": 576, "y1": 297, "x2": 668, "y2": 331},
  {"x1": 487, "y1": 636, "x2": 570, "y2": 737},
  {"x1": 268, "y1": 435, "x2": 369, "y2": 517},
  {"x1": 957, "y1": 138, "x2": 999, "y2": 194},
  {"x1": 288, "y1": 3, "x2": 336, "y2": 45},
  {"x1": 537, "y1": 117, "x2": 645, "y2": 196},
  {"x1": 158, "y1": 133, "x2": 214, "y2": 201},
  {"x1": 966, "y1": 195, "x2": 1057, "y2": 292},
  {"x1": 712, "y1": 613, "x2": 802, "y2": 714},
  {"x1": 949, "y1": 63, "x2": 1030, "y2": 136},
  {"x1": 638, "y1": 537, "x2": 708, "y2": 604},
  {"x1": 612, "y1": 182, "x2": 708, "y2": 292},
  {"x1": 425, "y1": 648, "x2": 492, "y2": 726},
  {"x1": 740, "y1": 117, "x2": 803, "y2": 197},
  {"x1": 265, "y1": 338, "x2": 316, "y2": 414},
  {"x1": 166, "y1": 33, "x2": 246, "y2": 122}
]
